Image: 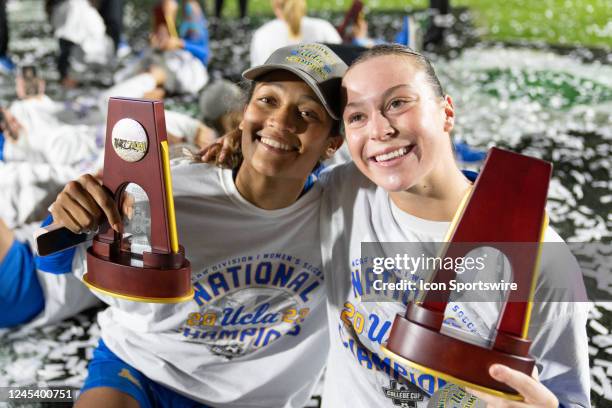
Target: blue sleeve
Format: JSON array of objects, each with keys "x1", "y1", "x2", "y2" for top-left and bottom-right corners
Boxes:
[
  {"x1": 180, "y1": 17, "x2": 209, "y2": 65},
  {"x1": 0, "y1": 239, "x2": 45, "y2": 327},
  {"x1": 302, "y1": 163, "x2": 326, "y2": 194},
  {"x1": 34, "y1": 214, "x2": 78, "y2": 274},
  {"x1": 395, "y1": 15, "x2": 411, "y2": 46},
  {"x1": 0, "y1": 131, "x2": 5, "y2": 161},
  {"x1": 461, "y1": 169, "x2": 479, "y2": 182},
  {"x1": 352, "y1": 37, "x2": 384, "y2": 48},
  {"x1": 183, "y1": 37, "x2": 209, "y2": 65}
]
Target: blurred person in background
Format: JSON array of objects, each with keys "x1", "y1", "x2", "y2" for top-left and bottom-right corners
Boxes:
[
  {"x1": 0, "y1": 0, "x2": 13, "y2": 73},
  {"x1": 0, "y1": 96, "x2": 105, "y2": 228},
  {"x1": 336, "y1": 0, "x2": 384, "y2": 49},
  {"x1": 198, "y1": 79, "x2": 245, "y2": 139},
  {"x1": 100, "y1": 0, "x2": 209, "y2": 107},
  {"x1": 0, "y1": 104, "x2": 103, "y2": 170},
  {"x1": 0, "y1": 66, "x2": 217, "y2": 229},
  {"x1": 250, "y1": 0, "x2": 341, "y2": 66},
  {"x1": 0, "y1": 102, "x2": 216, "y2": 229},
  {"x1": 424, "y1": 0, "x2": 450, "y2": 47},
  {"x1": 214, "y1": 0, "x2": 248, "y2": 20},
  {"x1": 45, "y1": 0, "x2": 117, "y2": 88},
  {"x1": 95, "y1": 0, "x2": 127, "y2": 54}
]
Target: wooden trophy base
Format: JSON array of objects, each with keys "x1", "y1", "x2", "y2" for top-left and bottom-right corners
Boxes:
[
  {"x1": 384, "y1": 303, "x2": 535, "y2": 400},
  {"x1": 84, "y1": 244, "x2": 193, "y2": 303}
]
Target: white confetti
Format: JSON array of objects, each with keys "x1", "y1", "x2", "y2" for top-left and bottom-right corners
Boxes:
[
  {"x1": 590, "y1": 318, "x2": 610, "y2": 334},
  {"x1": 37, "y1": 368, "x2": 65, "y2": 381},
  {"x1": 593, "y1": 335, "x2": 612, "y2": 348},
  {"x1": 591, "y1": 366, "x2": 612, "y2": 400},
  {"x1": 595, "y1": 359, "x2": 612, "y2": 368}
]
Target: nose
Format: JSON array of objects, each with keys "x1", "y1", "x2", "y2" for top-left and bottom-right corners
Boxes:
[
  {"x1": 369, "y1": 110, "x2": 396, "y2": 141},
  {"x1": 267, "y1": 105, "x2": 297, "y2": 134}
]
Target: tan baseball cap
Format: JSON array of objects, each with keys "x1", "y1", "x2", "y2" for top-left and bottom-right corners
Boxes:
[{"x1": 243, "y1": 43, "x2": 348, "y2": 120}]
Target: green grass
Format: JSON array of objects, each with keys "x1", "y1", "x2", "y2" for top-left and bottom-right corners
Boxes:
[
  {"x1": 453, "y1": 0, "x2": 612, "y2": 48},
  {"x1": 211, "y1": 0, "x2": 611, "y2": 48}
]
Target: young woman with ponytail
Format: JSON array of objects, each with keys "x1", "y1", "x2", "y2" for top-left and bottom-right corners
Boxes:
[{"x1": 250, "y1": 0, "x2": 341, "y2": 66}]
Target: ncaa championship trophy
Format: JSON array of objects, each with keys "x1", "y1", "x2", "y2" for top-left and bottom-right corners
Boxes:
[
  {"x1": 84, "y1": 97, "x2": 192, "y2": 303},
  {"x1": 382, "y1": 147, "x2": 552, "y2": 400},
  {"x1": 35, "y1": 97, "x2": 193, "y2": 303}
]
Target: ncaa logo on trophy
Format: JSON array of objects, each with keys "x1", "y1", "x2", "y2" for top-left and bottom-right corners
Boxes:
[{"x1": 111, "y1": 118, "x2": 149, "y2": 163}]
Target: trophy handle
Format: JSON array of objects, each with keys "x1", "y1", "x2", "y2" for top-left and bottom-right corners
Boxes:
[{"x1": 493, "y1": 212, "x2": 549, "y2": 351}]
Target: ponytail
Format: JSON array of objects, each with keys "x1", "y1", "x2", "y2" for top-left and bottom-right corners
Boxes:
[{"x1": 280, "y1": 0, "x2": 306, "y2": 38}]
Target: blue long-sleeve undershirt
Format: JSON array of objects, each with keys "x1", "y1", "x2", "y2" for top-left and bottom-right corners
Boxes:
[
  {"x1": 0, "y1": 240, "x2": 44, "y2": 327},
  {"x1": 0, "y1": 215, "x2": 77, "y2": 327},
  {"x1": 183, "y1": 37, "x2": 209, "y2": 65},
  {"x1": 0, "y1": 131, "x2": 5, "y2": 161},
  {"x1": 180, "y1": 17, "x2": 210, "y2": 66}
]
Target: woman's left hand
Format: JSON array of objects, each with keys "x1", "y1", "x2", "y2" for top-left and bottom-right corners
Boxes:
[{"x1": 466, "y1": 364, "x2": 558, "y2": 408}]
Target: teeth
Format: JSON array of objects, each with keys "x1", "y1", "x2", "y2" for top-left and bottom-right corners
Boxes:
[
  {"x1": 374, "y1": 146, "x2": 410, "y2": 162},
  {"x1": 260, "y1": 137, "x2": 293, "y2": 151}
]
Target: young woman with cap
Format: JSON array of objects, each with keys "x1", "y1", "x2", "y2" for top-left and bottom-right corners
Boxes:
[{"x1": 44, "y1": 43, "x2": 346, "y2": 408}]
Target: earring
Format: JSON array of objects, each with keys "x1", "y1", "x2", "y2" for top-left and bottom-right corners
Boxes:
[{"x1": 445, "y1": 117, "x2": 454, "y2": 129}]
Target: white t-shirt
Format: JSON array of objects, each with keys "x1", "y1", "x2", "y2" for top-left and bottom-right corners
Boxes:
[
  {"x1": 67, "y1": 162, "x2": 328, "y2": 407},
  {"x1": 5, "y1": 96, "x2": 104, "y2": 170},
  {"x1": 250, "y1": 17, "x2": 342, "y2": 67},
  {"x1": 319, "y1": 163, "x2": 591, "y2": 408},
  {"x1": 0, "y1": 97, "x2": 104, "y2": 227}
]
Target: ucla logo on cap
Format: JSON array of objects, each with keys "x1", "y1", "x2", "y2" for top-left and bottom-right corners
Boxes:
[
  {"x1": 286, "y1": 44, "x2": 334, "y2": 81},
  {"x1": 111, "y1": 118, "x2": 149, "y2": 162}
]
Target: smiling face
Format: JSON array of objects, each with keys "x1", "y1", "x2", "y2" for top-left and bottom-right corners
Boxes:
[
  {"x1": 342, "y1": 54, "x2": 455, "y2": 192},
  {"x1": 239, "y1": 70, "x2": 339, "y2": 182}
]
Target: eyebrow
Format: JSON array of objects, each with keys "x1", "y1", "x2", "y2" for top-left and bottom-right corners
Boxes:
[
  {"x1": 344, "y1": 84, "x2": 417, "y2": 110},
  {"x1": 256, "y1": 82, "x2": 285, "y2": 91},
  {"x1": 257, "y1": 83, "x2": 324, "y2": 107},
  {"x1": 298, "y1": 94, "x2": 324, "y2": 107}
]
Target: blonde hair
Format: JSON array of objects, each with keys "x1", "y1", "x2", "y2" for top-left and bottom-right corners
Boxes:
[{"x1": 274, "y1": 0, "x2": 306, "y2": 38}]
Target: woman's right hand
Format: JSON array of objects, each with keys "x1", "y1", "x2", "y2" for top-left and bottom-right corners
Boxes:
[{"x1": 51, "y1": 174, "x2": 123, "y2": 234}]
